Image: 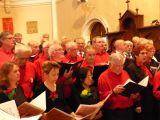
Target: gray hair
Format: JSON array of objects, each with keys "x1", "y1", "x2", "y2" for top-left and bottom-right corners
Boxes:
[
  {"x1": 48, "y1": 43, "x2": 62, "y2": 58},
  {"x1": 109, "y1": 53, "x2": 125, "y2": 64},
  {"x1": 14, "y1": 43, "x2": 32, "y2": 56},
  {"x1": 65, "y1": 41, "x2": 77, "y2": 50},
  {"x1": 114, "y1": 39, "x2": 125, "y2": 48}
]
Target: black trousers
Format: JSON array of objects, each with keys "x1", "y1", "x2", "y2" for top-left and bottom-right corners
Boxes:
[{"x1": 102, "y1": 107, "x2": 133, "y2": 120}]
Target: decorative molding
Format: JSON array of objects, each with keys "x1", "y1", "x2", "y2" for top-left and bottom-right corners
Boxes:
[{"x1": 0, "y1": 0, "x2": 51, "y2": 7}]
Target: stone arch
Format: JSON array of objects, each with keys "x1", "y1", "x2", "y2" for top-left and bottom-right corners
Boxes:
[{"x1": 81, "y1": 16, "x2": 110, "y2": 43}]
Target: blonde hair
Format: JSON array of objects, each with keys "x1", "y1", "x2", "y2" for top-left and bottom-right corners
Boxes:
[{"x1": 42, "y1": 61, "x2": 60, "y2": 74}]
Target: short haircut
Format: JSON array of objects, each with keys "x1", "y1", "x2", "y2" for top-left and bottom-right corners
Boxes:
[
  {"x1": 84, "y1": 45, "x2": 95, "y2": 57},
  {"x1": 42, "y1": 61, "x2": 60, "y2": 74},
  {"x1": 42, "y1": 41, "x2": 52, "y2": 48},
  {"x1": 48, "y1": 43, "x2": 62, "y2": 58},
  {"x1": 28, "y1": 40, "x2": 40, "y2": 46},
  {"x1": 14, "y1": 33, "x2": 22, "y2": 37},
  {"x1": 65, "y1": 41, "x2": 77, "y2": 50},
  {"x1": 125, "y1": 40, "x2": 133, "y2": 45},
  {"x1": 0, "y1": 31, "x2": 12, "y2": 46},
  {"x1": 14, "y1": 43, "x2": 32, "y2": 56},
  {"x1": 114, "y1": 39, "x2": 124, "y2": 48},
  {"x1": 109, "y1": 53, "x2": 125, "y2": 64},
  {"x1": 132, "y1": 44, "x2": 146, "y2": 56}
]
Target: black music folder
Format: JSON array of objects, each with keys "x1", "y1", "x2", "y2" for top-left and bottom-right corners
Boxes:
[
  {"x1": 121, "y1": 76, "x2": 149, "y2": 97},
  {"x1": 92, "y1": 65, "x2": 108, "y2": 86},
  {"x1": 58, "y1": 60, "x2": 83, "y2": 77}
]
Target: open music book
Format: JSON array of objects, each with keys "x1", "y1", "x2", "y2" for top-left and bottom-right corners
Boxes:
[
  {"x1": 0, "y1": 91, "x2": 46, "y2": 119},
  {"x1": 121, "y1": 76, "x2": 149, "y2": 97},
  {"x1": 44, "y1": 94, "x2": 111, "y2": 120},
  {"x1": 0, "y1": 102, "x2": 42, "y2": 120},
  {"x1": 18, "y1": 91, "x2": 46, "y2": 117}
]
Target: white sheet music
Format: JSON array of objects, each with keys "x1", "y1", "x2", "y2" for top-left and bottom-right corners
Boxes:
[
  {"x1": 0, "y1": 100, "x2": 20, "y2": 119},
  {"x1": 30, "y1": 91, "x2": 46, "y2": 111},
  {"x1": 138, "y1": 76, "x2": 149, "y2": 87},
  {"x1": 0, "y1": 108, "x2": 19, "y2": 120},
  {"x1": 0, "y1": 109, "x2": 42, "y2": 120},
  {"x1": 20, "y1": 114, "x2": 42, "y2": 120}
]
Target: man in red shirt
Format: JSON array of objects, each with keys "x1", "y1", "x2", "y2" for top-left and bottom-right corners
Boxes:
[
  {"x1": 93, "y1": 36, "x2": 109, "y2": 66},
  {"x1": 14, "y1": 44, "x2": 36, "y2": 100},
  {"x1": 0, "y1": 31, "x2": 15, "y2": 67},
  {"x1": 98, "y1": 53, "x2": 134, "y2": 120}
]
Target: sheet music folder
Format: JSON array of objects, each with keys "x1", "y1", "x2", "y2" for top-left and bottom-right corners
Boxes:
[
  {"x1": 121, "y1": 76, "x2": 149, "y2": 97},
  {"x1": 92, "y1": 65, "x2": 108, "y2": 86},
  {"x1": 45, "y1": 108, "x2": 74, "y2": 120},
  {"x1": 58, "y1": 60, "x2": 83, "y2": 77},
  {"x1": 18, "y1": 102, "x2": 44, "y2": 118}
]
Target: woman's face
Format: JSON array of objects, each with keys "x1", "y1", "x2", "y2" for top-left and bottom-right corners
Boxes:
[
  {"x1": 47, "y1": 68, "x2": 59, "y2": 83},
  {"x1": 146, "y1": 48, "x2": 155, "y2": 60},
  {"x1": 136, "y1": 49, "x2": 147, "y2": 64},
  {"x1": 8, "y1": 65, "x2": 20, "y2": 85},
  {"x1": 83, "y1": 71, "x2": 93, "y2": 87}
]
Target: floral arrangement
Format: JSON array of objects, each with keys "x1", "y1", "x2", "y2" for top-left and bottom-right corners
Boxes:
[
  {"x1": 4, "y1": 88, "x2": 16, "y2": 100},
  {"x1": 50, "y1": 91, "x2": 58, "y2": 101},
  {"x1": 80, "y1": 88, "x2": 92, "y2": 98}
]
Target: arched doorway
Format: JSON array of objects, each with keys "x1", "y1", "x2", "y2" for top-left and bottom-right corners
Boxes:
[
  {"x1": 82, "y1": 16, "x2": 109, "y2": 43},
  {"x1": 90, "y1": 22, "x2": 107, "y2": 40}
]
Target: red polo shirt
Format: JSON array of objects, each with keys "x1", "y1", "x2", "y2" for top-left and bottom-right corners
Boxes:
[
  {"x1": 95, "y1": 52, "x2": 109, "y2": 66},
  {"x1": 98, "y1": 69, "x2": 133, "y2": 110},
  {"x1": 0, "y1": 48, "x2": 14, "y2": 67}
]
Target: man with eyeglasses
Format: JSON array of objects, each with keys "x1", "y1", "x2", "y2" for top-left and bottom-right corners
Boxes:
[{"x1": 0, "y1": 31, "x2": 15, "y2": 67}]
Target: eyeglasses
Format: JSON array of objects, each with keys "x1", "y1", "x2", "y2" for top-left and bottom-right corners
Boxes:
[{"x1": 5, "y1": 37, "x2": 14, "y2": 40}]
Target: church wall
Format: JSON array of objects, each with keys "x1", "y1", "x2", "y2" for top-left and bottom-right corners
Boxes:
[
  {"x1": 0, "y1": 3, "x2": 52, "y2": 44},
  {"x1": 56, "y1": 0, "x2": 160, "y2": 40}
]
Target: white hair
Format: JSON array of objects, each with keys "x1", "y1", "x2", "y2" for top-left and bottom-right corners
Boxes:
[
  {"x1": 109, "y1": 53, "x2": 125, "y2": 64},
  {"x1": 42, "y1": 41, "x2": 52, "y2": 48},
  {"x1": 28, "y1": 40, "x2": 40, "y2": 46},
  {"x1": 48, "y1": 43, "x2": 62, "y2": 58},
  {"x1": 65, "y1": 41, "x2": 77, "y2": 50},
  {"x1": 125, "y1": 40, "x2": 133, "y2": 45},
  {"x1": 14, "y1": 43, "x2": 32, "y2": 55}
]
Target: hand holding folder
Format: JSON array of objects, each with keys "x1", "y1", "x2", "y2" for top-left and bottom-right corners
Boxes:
[
  {"x1": 120, "y1": 76, "x2": 149, "y2": 97},
  {"x1": 58, "y1": 60, "x2": 83, "y2": 78}
]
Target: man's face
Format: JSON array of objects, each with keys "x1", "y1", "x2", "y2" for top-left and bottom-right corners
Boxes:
[
  {"x1": 76, "y1": 39, "x2": 85, "y2": 51},
  {"x1": 85, "y1": 49, "x2": 96, "y2": 63},
  {"x1": 67, "y1": 45, "x2": 78, "y2": 57},
  {"x1": 110, "y1": 59, "x2": 124, "y2": 75},
  {"x1": 95, "y1": 38, "x2": 104, "y2": 52},
  {"x1": 2, "y1": 34, "x2": 15, "y2": 49},
  {"x1": 14, "y1": 36, "x2": 22, "y2": 43},
  {"x1": 125, "y1": 44, "x2": 133, "y2": 53}
]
